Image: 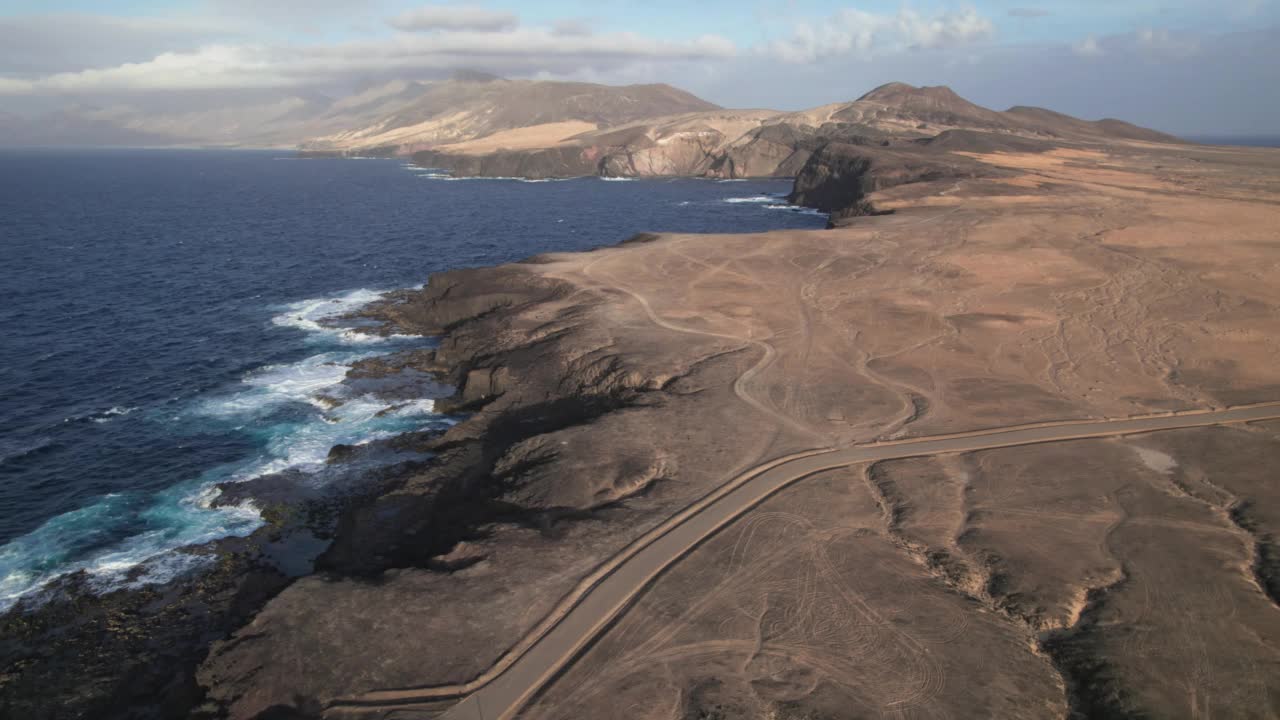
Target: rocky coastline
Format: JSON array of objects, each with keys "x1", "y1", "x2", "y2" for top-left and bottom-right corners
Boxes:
[
  {"x1": 0, "y1": 157, "x2": 850, "y2": 719},
  {"x1": 0, "y1": 410, "x2": 441, "y2": 719},
  {"x1": 2, "y1": 111, "x2": 1244, "y2": 719},
  {"x1": 392, "y1": 82, "x2": 1179, "y2": 184},
  {"x1": 0, "y1": 124, "x2": 1096, "y2": 718}
]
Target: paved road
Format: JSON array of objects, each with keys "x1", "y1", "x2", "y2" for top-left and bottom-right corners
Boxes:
[{"x1": 332, "y1": 403, "x2": 1280, "y2": 720}]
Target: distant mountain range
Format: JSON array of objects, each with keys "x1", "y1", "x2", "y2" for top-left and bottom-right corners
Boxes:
[
  {"x1": 0, "y1": 75, "x2": 1182, "y2": 162},
  {"x1": 385, "y1": 79, "x2": 1185, "y2": 180},
  {"x1": 0, "y1": 74, "x2": 718, "y2": 149}
]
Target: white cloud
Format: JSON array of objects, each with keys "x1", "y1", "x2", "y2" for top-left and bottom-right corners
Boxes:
[
  {"x1": 897, "y1": 7, "x2": 995, "y2": 49},
  {"x1": 765, "y1": 6, "x2": 994, "y2": 63},
  {"x1": 0, "y1": 77, "x2": 35, "y2": 93},
  {"x1": 0, "y1": 28, "x2": 736, "y2": 94},
  {"x1": 0, "y1": 14, "x2": 244, "y2": 74},
  {"x1": 551, "y1": 19, "x2": 594, "y2": 37},
  {"x1": 1070, "y1": 28, "x2": 1201, "y2": 61},
  {"x1": 1135, "y1": 27, "x2": 1201, "y2": 58},
  {"x1": 1073, "y1": 34, "x2": 1104, "y2": 57},
  {"x1": 390, "y1": 5, "x2": 520, "y2": 33},
  {"x1": 765, "y1": 9, "x2": 880, "y2": 63}
]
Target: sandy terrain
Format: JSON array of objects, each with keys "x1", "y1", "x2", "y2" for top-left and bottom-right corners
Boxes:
[
  {"x1": 301, "y1": 79, "x2": 718, "y2": 154},
  {"x1": 193, "y1": 137, "x2": 1280, "y2": 719},
  {"x1": 522, "y1": 423, "x2": 1280, "y2": 720},
  {"x1": 11, "y1": 78, "x2": 1279, "y2": 720},
  {"x1": 430, "y1": 122, "x2": 600, "y2": 154},
  {"x1": 397, "y1": 82, "x2": 1182, "y2": 179},
  {"x1": 339, "y1": 405, "x2": 1280, "y2": 720}
]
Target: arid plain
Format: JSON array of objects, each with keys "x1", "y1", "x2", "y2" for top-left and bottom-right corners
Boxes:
[
  {"x1": 510, "y1": 141, "x2": 1280, "y2": 720},
  {"x1": 185, "y1": 131, "x2": 1280, "y2": 720}
]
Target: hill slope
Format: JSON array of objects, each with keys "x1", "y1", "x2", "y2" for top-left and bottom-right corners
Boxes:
[
  {"x1": 298, "y1": 78, "x2": 720, "y2": 154},
  {"x1": 0, "y1": 76, "x2": 719, "y2": 150},
  {"x1": 396, "y1": 81, "x2": 1185, "y2": 180}
]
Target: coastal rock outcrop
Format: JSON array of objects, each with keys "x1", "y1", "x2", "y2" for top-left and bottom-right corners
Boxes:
[
  {"x1": 194, "y1": 136, "x2": 1280, "y2": 719},
  {"x1": 301, "y1": 77, "x2": 719, "y2": 155},
  {"x1": 0, "y1": 81, "x2": 1216, "y2": 720},
  {"x1": 396, "y1": 82, "x2": 1183, "y2": 183},
  {"x1": 787, "y1": 140, "x2": 999, "y2": 220},
  {"x1": 412, "y1": 145, "x2": 599, "y2": 179},
  {"x1": 194, "y1": 258, "x2": 796, "y2": 717}
]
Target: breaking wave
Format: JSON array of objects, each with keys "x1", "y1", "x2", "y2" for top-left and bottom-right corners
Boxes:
[
  {"x1": 765, "y1": 204, "x2": 826, "y2": 216},
  {"x1": 0, "y1": 287, "x2": 446, "y2": 610},
  {"x1": 723, "y1": 195, "x2": 782, "y2": 204}
]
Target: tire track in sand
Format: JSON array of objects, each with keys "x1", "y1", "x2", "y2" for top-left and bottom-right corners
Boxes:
[{"x1": 329, "y1": 403, "x2": 1280, "y2": 719}]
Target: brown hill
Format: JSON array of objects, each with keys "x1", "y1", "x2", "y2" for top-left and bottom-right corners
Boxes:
[
  {"x1": 399, "y1": 82, "x2": 1184, "y2": 181},
  {"x1": 846, "y1": 81, "x2": 1018, "y2": 132},
  {"x1": 299, "y1": 78, "x2": 720, "y2": 154},
  {"x1": 1004, "y1": 105, "x2": 1187, "y2": 143}
]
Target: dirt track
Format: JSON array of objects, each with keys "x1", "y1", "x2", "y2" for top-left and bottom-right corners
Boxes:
[
  {"x1": 202, "y1": 139, "x2": 1280, "y2": 720},
  {"x1": 347, "y1": 142, "x2": 1280, "y2": 719},
  {"x1": 334, "y1": 403, "x2": 1280, "y2": 719}
]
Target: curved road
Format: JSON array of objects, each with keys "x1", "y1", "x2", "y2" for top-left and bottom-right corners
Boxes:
[{"x1": 331, "y1": 402, "x2": 1280, "y2": 720}]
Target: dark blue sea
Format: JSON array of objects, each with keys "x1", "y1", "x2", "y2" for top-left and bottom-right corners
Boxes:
[
  {"x1": 0, "y1": 149, "x2": 826, "y2": 608},
  {"x1": 1185, "y1": 135, "x2": 1280, "y2": 148}
]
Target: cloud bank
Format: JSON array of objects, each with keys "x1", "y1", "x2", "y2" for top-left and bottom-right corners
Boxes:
[
  {"x1": 766, "y1": 6, "x2": 995, "y2": 63},
  {"x1": 0, "y1": 2, "x2": 1276, "y2": 134},
  {"x1": 0, "y1": 23, "x2": 736, "y2": 94},
  {"x1": 389, "y1": 6, "x2": 520, "y2": 33}
]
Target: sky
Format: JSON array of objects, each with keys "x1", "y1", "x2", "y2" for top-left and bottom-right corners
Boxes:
[{"x1": 1, "y1": 0, "x2": 1277, "y2": 135}]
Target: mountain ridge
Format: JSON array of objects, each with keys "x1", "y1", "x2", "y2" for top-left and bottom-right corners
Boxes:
[
  {"x1": 0, "y1": 77, "x2": 1184, "y2": 157},
  {"x1": 388, "y1": 80, "x2": 1187, "y2": 181}
]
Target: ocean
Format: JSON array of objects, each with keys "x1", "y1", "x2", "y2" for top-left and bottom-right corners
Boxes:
[
  {"x1": 0, "y1": 149, "x2": 826, "y2": 609},
  {"x1": 1184, "y1": 135, "x2": 1280, "y2": 148}
]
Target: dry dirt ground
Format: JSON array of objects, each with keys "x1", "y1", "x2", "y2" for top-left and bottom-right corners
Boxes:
[
  {"x1": 205, "y1": 140, "x2": 1280, "y2": 719},
  {"x1": 509, "y1": 142, "x2": 1280, "y2": 719},
  {"x1": 520, "y1": 141, "x2": 1280, "y2": 716},
  {"x1": 523, "y1": 424, "x2": 1280, "y2": 720}
]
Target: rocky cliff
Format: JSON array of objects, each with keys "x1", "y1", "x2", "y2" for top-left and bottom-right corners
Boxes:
[
  {"x1": 193, "y1": 255, "x2": 792, "y2": 717},
  {"x1": 0, "y1": 81, "x2": 1210, "y2": 720},
  {"x1": 300, "y1": 78, "x2": 720, "y2": 155},
  {"x1": 787, "y1": 133, "x2": 1027, "y2": 222},
  {"x1": 400, "y1": 81, "x2": 1185, "y2": 181},
  {"x1": 190, "y1": 139, "x2": 1280, "y2": 719}
]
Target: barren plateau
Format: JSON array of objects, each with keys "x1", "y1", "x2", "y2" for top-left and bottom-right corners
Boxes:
[
  {"x1": 202, "y1": 132, "x2": 1280, "y2": 719},
  {"x1": 5, "y1": 83, "x2": 1280, "y2": 720}
]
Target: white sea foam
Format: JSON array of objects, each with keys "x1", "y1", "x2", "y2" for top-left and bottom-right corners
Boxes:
[
  {"x1": 115, "y1": 553, "x2": 218, "y2": 591},
  {"x1": 247, "y1": 354, "x2": 352, "y2": 398},
  {"x1": 271, "y1": 288, "x2": 388, "y2": 338},
  {"x1": 2, "y1": 375, "x2": 443, "y2": 609},
  {"x1": 723, "y1": 195, "x2": 777, "y2": 204},
  {"x1": 196, "y1": 352, "x2": 360, "y2": 419},
  {"x1": 0, "y1": 489, "x2": 260, "y2": 611},
  {"x1": 412, "y1": 168, "x2": 585, "y2": 183},
  {"x1": 90, "y1": 406, "x2": 139, "y2": 423},
  {"x1": 599, "y1": 176, "x2": 635, "y2": 182},
  {"x1": 63, "y1": 405, "x2": 142, "y2": 424},
  {"x1": 239, "y1": 395, "x2": 438, "y2": 480},
  {"x1": 416, "y1": 173, "x2": 570, "y2": 182},
  {"x1": 207, "y1": 288, "x2": 444, "y2": 478},
  {"x1": 765, "y1": 204, "x2": 826, "y2": 216},
  {"x1": 2, "y1": 285, "x2": 448, "y2": 608}
]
